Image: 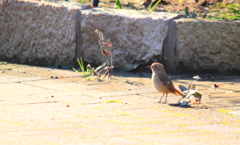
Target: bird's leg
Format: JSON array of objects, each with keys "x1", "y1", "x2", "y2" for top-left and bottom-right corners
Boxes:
[
  {"x1": 158, "y1": 94, "x2": 165, "y2": 103},
  {"x1": 164, "y1": 94, "x2": 168, "y2": 104},
  {"x1": 177, "y1": 95, "x2": 185, "y2": 104}
]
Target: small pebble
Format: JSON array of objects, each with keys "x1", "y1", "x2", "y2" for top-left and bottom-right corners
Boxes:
[
  {"x1": 51, "y1": 95, "x2": 54, "y2": 98},
  {"x1": 54, "y1": 76, "x2": 58, "y2": 79},
  {"x1": 2, "y1": 70, "x2": 4, "y2": 73},
  {"x1": 193, "y1": 75, "x2": 201, "y2": 81},
  {"x1": 66, "y1": 105, "x2": 69, "y2": 107},
  {"x1": 50, "y1": 76, "x2": 53, "y2": 78}
]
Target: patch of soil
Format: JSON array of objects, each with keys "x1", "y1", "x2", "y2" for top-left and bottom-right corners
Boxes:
[{"x1": 74, "y1": 0, "x2": 239, "y2": 19}]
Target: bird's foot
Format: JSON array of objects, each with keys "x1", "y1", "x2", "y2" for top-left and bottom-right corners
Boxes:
[
  {"x1": 192, "y1": 102, "x2": 201, "y2": 105},
  {"x1": 157, "y1": 101, "x2": 167, "y2": 104}
]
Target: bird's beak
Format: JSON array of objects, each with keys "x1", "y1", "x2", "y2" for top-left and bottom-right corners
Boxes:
[
  {"x1": 149, "y1": 65, "x2": 153, "y2": 69},
  {"x1": 147, "y1": 65, "x2": 152, "y2": 69}
]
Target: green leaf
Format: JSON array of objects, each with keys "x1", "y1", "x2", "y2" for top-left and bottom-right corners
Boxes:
[
  {"x1": 149, "y1": 0, "x2": 162, "y2": 12},
  {"x1": 115, "y1": 0, "x2": 122, "y2": 9},
  {"x1": 77, "y1": 0, "x2": 87, "y2": 4},
  {"x1": 76, "y1": 57, "x2": 85, "y2": 72},
  {"x1": 185, "y1": 7, "x2": 189, "y2": 16},
  {"x1": 72, "y1": 57, "x2": 93, "y2": 77},
  {"x1": 146, "y1": 1, "x2": 153, "y2": 11}
]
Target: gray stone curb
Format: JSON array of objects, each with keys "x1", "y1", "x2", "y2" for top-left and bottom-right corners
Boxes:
[{"x1": 0, "y1": 0, "x2": 239, "y2": 73}]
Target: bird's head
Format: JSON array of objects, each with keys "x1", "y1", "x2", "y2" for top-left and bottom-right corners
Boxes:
[{"x1": 150, "y1": 62, "x2": 165, "y2": 74}]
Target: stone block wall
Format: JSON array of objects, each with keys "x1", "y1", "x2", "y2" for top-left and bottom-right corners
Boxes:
[
  {"x1": 175, "y1": 19, "x2": 240, "y2": 73},
  {"x1": 0, "y1": 0, "x2": 89, "y2": 67},
  {"x1": 81, "y1": 8, "x2": 179, "y2": 70},
  {"x1": 163, "y1": 18, "x2": 240, "y2": 74},
  {"x1": 0, "y1": 0, "x2": 239, "y2": 73}
]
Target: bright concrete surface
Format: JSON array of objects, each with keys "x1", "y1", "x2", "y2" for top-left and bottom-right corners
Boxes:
[{"x1": 1, "y1": 61, "x2": 240, "y2": 145}]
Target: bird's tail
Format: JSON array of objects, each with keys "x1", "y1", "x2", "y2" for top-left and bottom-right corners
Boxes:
[{"x1": 174, "y1": 88, "x2": 184, "y2": 96}]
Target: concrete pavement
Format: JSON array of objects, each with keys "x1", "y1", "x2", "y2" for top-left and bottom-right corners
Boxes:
[{"x1": 1, "y1": 61, "x2": 240, "y2": 145}]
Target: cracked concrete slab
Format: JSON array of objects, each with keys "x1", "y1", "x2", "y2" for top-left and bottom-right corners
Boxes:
[{"x1": 1, "y1": 61, "x2": 240, "y2": 145}]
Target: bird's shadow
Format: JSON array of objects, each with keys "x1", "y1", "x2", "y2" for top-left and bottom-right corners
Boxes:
[
  {"x1": 169, "y1": 103, "x2": 209, "y2": 109},
  {"x1": 168, "y1": 103, "x2": 194, "y2": 108}
]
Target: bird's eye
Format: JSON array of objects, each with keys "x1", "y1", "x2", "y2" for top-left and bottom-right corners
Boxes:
[{"x1": 154, "y1": 66, "x2": 158, "y2": 69}]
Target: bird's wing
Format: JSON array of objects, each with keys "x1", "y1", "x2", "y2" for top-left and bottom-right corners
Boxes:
[
  {"x1": 158, "y1": 74, "x2": 176, "y2": 93},
  {"x1": 178, "y1": 85, "x2": 188, "y2": 92}
]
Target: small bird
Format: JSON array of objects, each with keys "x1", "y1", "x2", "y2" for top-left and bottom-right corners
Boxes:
[{"x1": 150, "y1": 62, "x2": 183, "y2": 103}]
